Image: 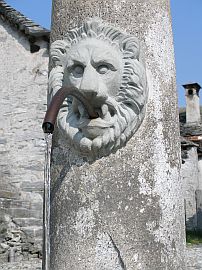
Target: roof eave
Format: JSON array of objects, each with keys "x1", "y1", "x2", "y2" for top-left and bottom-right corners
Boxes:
[{"x1": 0, "y1": 0, "x2": 50, "y2": 42}]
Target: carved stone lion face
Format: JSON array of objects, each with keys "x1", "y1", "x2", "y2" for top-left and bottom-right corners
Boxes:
[{"x1": 49, "y1": 19, "x2": 148, "y2": 157}]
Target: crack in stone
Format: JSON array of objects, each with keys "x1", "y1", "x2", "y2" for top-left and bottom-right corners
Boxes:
[{"x1": 108, "y1": 233, "x2": 127, "y2": 270}]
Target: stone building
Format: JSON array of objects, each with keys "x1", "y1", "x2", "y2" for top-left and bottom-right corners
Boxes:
[
  {"x1": 0, "y1": 0, "x2": 49, "y2": 263},
  {"x1": 180, "y1": 83, "x2": 202, "y2": 233},
  {"x1": 0, "y1": 0, "x2": 201, "y2": 267}
]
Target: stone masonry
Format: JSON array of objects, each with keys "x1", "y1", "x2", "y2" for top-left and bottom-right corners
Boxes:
[
  {"x1": 1, "y1": 246, "x2": 201, "y2": 270},
  {"x1": 49, "y1": 0, "x2": 186, "y2": 269},
  {"x1": 181, "y1": 146, "x2": 199, "y2": 231},
  {"x1": 0, "y1": 12, "x2": 49, "y2": 262},
  {"x1": 180, "y1": 102, "x2": 202, "y2": 233},
  {"x1": 0, "y1": 0, "x2": 201, "y2": 268}
]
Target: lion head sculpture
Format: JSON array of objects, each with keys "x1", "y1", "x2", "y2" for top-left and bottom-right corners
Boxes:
[{"x1": 49, "y1": 19, "x2": 148, "y2": 157}]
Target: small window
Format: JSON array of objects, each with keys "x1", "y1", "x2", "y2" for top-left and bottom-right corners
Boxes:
[
  {"x1": 188, "y1": 89, "x2": 193, "y2": 95},
  {"x1": 30, "y1": 44, "x2": 40, "y2": 53}
]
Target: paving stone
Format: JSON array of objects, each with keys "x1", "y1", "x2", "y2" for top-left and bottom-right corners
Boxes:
[{"x1": 186, "y1": 244, "x2": 202, "y2": 270}]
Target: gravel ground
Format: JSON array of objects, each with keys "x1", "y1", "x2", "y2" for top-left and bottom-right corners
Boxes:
[
  {"x1": 0, "y1": 245, "x2": 202, "y2": 270},
  {"x1": 186, "y1": 244, "x2": 202, "y2": 270}
]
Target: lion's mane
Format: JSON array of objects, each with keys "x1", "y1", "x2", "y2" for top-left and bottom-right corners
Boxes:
[{"x1": 48, "y1": 19, "x2": 148, "y2": 156}]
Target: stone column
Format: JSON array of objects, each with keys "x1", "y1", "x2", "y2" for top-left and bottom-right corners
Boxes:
[{"x1": 49, "y1": 1, "x2": 186, "y2": 269}]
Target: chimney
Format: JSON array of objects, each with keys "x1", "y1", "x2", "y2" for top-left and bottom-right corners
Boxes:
[{"x1": 183, "y1": 82, "x2": 201, "y2": 125}]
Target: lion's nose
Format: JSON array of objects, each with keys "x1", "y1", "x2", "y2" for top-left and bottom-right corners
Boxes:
[{"x1": 80, "y1": 66, "x2": 98, "y2": 99}]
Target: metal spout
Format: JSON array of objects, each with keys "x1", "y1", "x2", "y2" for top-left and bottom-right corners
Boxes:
[{"x1": 42, "y1": 86, "x2": 98, "y2": 133}]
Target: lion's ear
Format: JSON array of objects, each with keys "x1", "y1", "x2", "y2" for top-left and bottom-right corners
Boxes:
[
  {"x1": 50, "y1": 40, "x2": 67, "y2": 67},
  {"x1": 122, "y1": 36, "x2": 140, "y2": 60}
]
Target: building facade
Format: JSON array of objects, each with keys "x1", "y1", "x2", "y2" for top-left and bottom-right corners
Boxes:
[
  {"x1": 180, "y1": 83, "x2": 202, "y2": 233},
  {"x1": 0, "y1": 0, "x2": 49, "y2": 262}
]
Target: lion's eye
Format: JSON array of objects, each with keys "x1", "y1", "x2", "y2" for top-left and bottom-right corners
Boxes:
[
  {"x1": 72, "y1": 65, "x2": 84, "y2": 77},
  {"x1": 97, "y1": 65, "x2": 109, "y2": 74}
]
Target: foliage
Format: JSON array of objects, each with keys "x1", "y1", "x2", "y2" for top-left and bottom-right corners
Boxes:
[{"x1": 186, "y1": 231, "x2": 202, "y2": 245}]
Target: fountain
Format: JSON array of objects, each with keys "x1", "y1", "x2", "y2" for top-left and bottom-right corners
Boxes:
[{"x1": 42, "y1": 1, "x2": 186, "y2": 268}]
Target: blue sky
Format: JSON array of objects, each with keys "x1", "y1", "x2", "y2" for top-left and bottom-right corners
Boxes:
[{"x1": 5, "y1": 0, "x2": 202, "y2": 107}]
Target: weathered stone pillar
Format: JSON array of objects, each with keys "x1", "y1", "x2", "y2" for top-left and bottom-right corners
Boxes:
[{"x1": 49, "y1": 1, "x2": 186, "y2": 269}]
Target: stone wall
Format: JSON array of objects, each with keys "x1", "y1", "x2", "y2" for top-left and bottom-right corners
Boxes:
[
  {"x1": 181, "y1": 146, "x2": 200, "y2": 231},
  {"x1": 198, "y1": 157, "x2": 202, "y2": 190},
  {"x1": 0, "y1": 18, "x2": 48, "y2": 262},
  {"x1": 196, "y1": 157, "x2": 202, "y2": 232}
]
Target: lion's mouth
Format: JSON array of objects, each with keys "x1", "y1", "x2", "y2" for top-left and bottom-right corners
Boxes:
[{"x1": 71, "y1": 98, "x2": 116, "y2": 129}]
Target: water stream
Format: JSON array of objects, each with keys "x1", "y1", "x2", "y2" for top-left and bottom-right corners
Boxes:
[{"x1": 43, "y1": 133, "x2": 52, "y2": 270}]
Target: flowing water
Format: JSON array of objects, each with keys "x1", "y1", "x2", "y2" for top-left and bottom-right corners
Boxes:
[{"x1": 43, "y1": 133, "x2": 52, "y2": 270}]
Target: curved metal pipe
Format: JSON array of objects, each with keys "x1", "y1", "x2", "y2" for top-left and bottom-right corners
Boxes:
[{"x1": 42, "y1": 86, "x2": 97, "y2": 133}]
